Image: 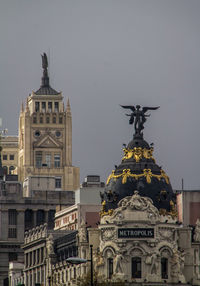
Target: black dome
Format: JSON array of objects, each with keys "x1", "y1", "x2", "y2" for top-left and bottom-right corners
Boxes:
[{"x1": 101, "y1": 134, "x2": 176, "y2": 217}]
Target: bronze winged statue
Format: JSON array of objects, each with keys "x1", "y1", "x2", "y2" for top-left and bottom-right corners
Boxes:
[{"x1": 121, "y1": 105, "x2": 159, "y2": 135}]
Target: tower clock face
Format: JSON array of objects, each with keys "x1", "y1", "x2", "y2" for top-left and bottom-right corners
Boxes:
[
  {"x1": 34, "y1": 130, "x2": 41, "y2": 137},
  {"x1": 55, "y1": 131, "x2": 61, "y2": 137}
]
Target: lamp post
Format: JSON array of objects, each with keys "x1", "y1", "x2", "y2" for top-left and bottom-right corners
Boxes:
[{"x1": 66, "y1": 244, "x2": 94, "y2": 286}]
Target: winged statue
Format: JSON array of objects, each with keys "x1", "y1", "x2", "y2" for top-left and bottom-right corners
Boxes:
[{"x1": 121, "y1": 105, "x2": 159, "y2": 135}]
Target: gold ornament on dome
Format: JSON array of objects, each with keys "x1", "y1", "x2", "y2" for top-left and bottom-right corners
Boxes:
[
  {"x1": 159, "y1": 200, "x2": 177, "y2": 219},
  {"x1": 122, "y1": 147, "x2": 155, "y2": 162},
  {"x1": 106, "y1": 168, "x2": 170, "y2": 185},
  {"x1": 100, "y1": 200, "x2": 113, "y2": 217}
]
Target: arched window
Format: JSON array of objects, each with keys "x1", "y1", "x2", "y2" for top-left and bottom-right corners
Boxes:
[
  {"x1": 9, "y1": 166, "x2": 15, "y2": 174},
  {"x1": 3, "y1": 166, "x2": 8, "y2": 175},
  {"x1": 132, "y1": 257, "x2": 141, "y2": 278}
]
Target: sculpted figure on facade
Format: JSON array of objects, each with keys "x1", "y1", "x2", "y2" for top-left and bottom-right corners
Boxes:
[
  {"x1": 47, "y1": 234, "x2": 55, "y2": 255},
  {"x1": 115, "y1": 252, "x2": 124, "y2": 274},
  {"x1": 194, "y1": 219, "x2": 200, "y2": 242},
  {"x1": 78, "y1": 220, "x2": 87, "y2": 242},
  {"x1": 145, "y1": 252, "x2": 159, "y2": 275},
  {"x1": 171, "y1": 249, "x2": 185, "y2": 283}
]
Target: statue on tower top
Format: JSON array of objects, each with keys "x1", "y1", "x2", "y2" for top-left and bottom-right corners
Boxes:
[
  {"x1": 41, "y1": 53, "x2": 48, "y2": 71},
  {"x1": 121, "y1": 105, "x2": 159, "y2": 136}
]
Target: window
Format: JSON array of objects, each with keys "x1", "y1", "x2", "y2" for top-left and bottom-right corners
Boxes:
[
  {"x1": 3, "y1": 155, "x2": 7, "y2": 160},
  {"x1": 9, "y1": 166, "x2": 15, "y2": 174},
  {"x1": 45, "y1": 154, "x2": 51, "y2": 168},
  {"x1": 25, "y1": 209, "x2": 34, "y2": 231},
  {"x1": 9, "y1": 252, "x2": 17, "y2": 262},
  {"x1": 36, "y1": 210, "x2": 45, "y2": 226},
  {"x1": 42, "y1": 102, "x2": 46, "y2": 112},
  {"x1": 10, "y1": 154, "x2": 14, "y2": 160},
  {"x1": 3, "y1": 166, "x2": 8, "y2": 175},
  {"x1": 48, "y1": 102, "x2": 52, "y2": 112},
  {"x1": 53, "y1": 117, "x2": 56, "y2": 124},
  {"x1": 48, "y1": 210, "x2": 55, "y2": 229},
  {"x1": 33, "y1": 117, "x2": 37, "y2": 124},
  {"x1": 59, "y1": 117, "x2": 63, "y2": 124},
  {"x1": 40, "y1": 117, "x2": 43, "y2": 123},
  {"x1": 35, "y1": 151, "x2": 42, "y2": 167},
  {"x1": 8, "y1": 228, "x2": 17, "y2": 238},
  {"x1": 132, "y1": 257, "x2": 141, "y2": 278},
  {"x1": 35, "y1": 102, "x2": 40, "y2": 112},
  {"x1": 55, "y1": 102, "x2": 59, "y2": 112},
  {"x1": 54, "y1": 154, "x2": 60, "y2": 168},
  {"x1": 46, "y1": 117, "x2": 50, "y2": 123},
  {"x1": 9, "y1": 209, "x2": 17, "y2": 225},
  {"x1": 108, "y1": 258, "x2": 113, "y2": 279},
  {"x1": 161, "y1": 258, "x2": 168, "y2": 279},
  {"x1": 55, "y1": 177, "x2": 61, "y2": 189}
]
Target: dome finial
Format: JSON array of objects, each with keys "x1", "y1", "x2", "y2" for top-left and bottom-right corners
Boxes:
[{"x1": 120, "y1": 105, "x2": 160, "y2": 137}]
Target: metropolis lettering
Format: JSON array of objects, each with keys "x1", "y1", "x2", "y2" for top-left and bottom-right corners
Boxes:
[{"x1": 118, "y1": 228, "x2": 154, "y2": 238}]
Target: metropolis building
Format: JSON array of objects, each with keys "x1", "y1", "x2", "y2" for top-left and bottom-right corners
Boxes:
[
  {"x1": 18, "y1": 106, "x2": 200, "y2": 286},
  {"x1": 56, "y1": 106, "x2": 200, "y2": 286}
]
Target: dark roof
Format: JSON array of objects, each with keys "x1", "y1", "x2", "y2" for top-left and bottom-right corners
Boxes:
[{"x1": 35, "y1": 86, "x2": 60, "y2": 95}]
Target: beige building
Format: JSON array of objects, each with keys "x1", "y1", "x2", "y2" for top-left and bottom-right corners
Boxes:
[
  {"x1": 17, "y1": 53, "x2": 79, "y2": 191},
  {"x1": 55, "y1": 176, "x2": 104, "y2": 231},
  {"x1": 177, "y1": 190, "x2": 200, "y2": 226},
  {"x1": 1, "y1": 136, "x2": 18, "y2": 175}
]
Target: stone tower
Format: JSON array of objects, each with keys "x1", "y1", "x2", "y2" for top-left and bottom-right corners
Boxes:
[{"x1": 18, "y1": 53, "x2": 79, "y2": 191}]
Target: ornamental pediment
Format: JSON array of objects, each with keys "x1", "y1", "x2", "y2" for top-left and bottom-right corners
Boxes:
[
  {"x1": 33, "y1": 134, "x2": 62, "y2": 148},
  {"x1": 101, "y1": 191, "x2": 160, "y2": 224}
]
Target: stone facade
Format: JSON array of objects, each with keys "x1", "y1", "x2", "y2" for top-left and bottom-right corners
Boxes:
[{"x1": 0, "y1": 175, "x2": 75, "y2": 286}]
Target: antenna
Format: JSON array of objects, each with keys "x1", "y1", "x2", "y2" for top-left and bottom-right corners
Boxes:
[{"x1": 181, "y1": 178, "x2": 184, "y2": 190}]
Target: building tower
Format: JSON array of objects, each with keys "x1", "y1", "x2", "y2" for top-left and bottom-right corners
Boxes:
[{"x1": 18, "y1": 53, "x2": 79, "y2": 191}]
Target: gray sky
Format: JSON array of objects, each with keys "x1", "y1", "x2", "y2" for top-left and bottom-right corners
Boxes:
[{"x1": 1, "y1": 0, "x2": 200, "y2": 189}]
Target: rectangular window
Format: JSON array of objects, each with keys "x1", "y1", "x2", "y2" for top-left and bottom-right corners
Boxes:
[
  {"x1": 3, "y1": 154, "x2": 7, "y2": 160},
  {"x1": 33, "y1": 117, "x2": 37, "y2": 124},
  {"x1": 59, "y1": 117, "x2": 63, "y2": 124},
  {"x1": 55, "y1": 177, "x2": 61, "y2": 189},
  {"x1": 132, "y1": 257, "x2": 141, "y2": 278},
  {"x1": 35, "y1": 151, "x2": 42, "y2": 167},
  {"x1": 45, "y1": 154, "x2": 51, "y2": 168},
  {"x1": 10, "y1": 154, "x2": 14, "y2": 160},
  {"x1": 9, "y1": 209, "x2": 17, "y2": 225},
  {"x1": 8, "y1": 228, "x2": 17, "y2": 238},
  {"x1": 46, "y1": 117, "x2": 50, "y2": 123},
  {"x1": 108, "y1": 258, "x2": 113, "y2": 279},
  {"x1": 161, "y1": 258, "x2": 168, "y2": 279},
  {"x1": 40, "y1": 117, "x2": 43, "y2": 123},
  {"x1": 35, "y1": 102, "x2": 40, "y2": 112},
  {"x1": 48, "y1": 102, "x2": 52, "y2": 112},
  {"x1": 53, "y1": 117, "x2": 56, "y2": 124},
  {"x1": 54, "y1": 154, "x2": 60, "y2": 168},
  {"x1": 55, "y1": 102, "x2": 59, "y2": 112},
  {"x1": 9, "y1": 252, "x2": 18, "y2": 261},
  {"x1": 42, "y1": 102, "x2": 46, "y2": 112}
]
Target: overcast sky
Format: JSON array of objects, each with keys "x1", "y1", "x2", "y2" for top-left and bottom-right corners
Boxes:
[{"x1": 0, "y1": 0, "x2": 200, "y2": 189}]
